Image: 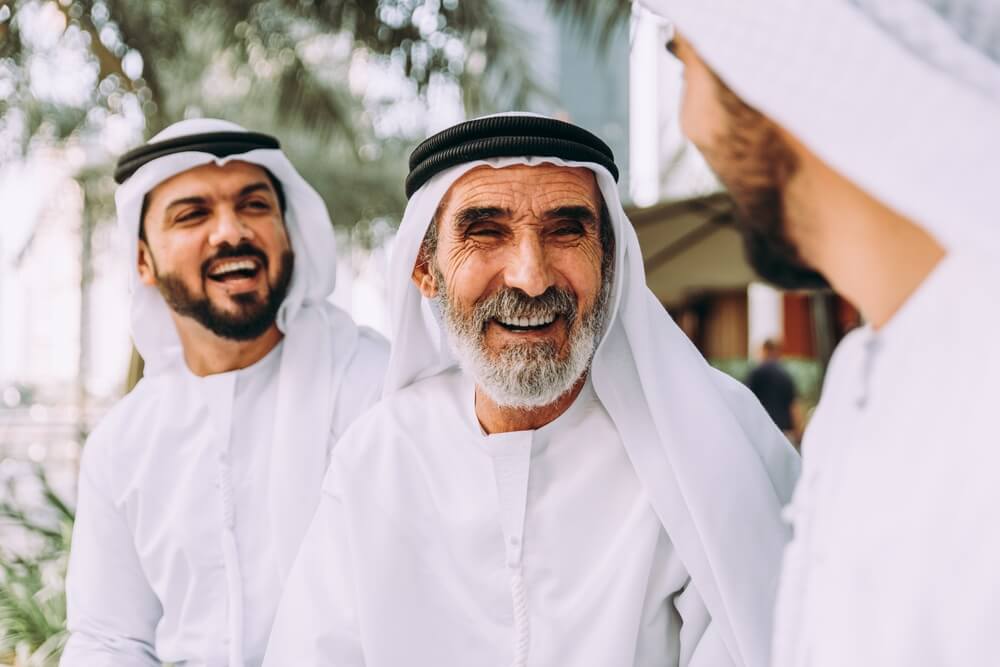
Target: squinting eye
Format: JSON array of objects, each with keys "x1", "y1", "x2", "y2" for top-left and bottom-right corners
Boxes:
[
  {"x1": 177, "y1": 209, "x2": 208, "y2": 223},
  {"x1": 554, "y1": 224, "x2": 584, "y2": 236},
  {"x1": 468, "y1": 227, "x2": 503, "y2": 238},
  {"x1": 244, "y1": 200, "x2": 270, "y2": 210}
]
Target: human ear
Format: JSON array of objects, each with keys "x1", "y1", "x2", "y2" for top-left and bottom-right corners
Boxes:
[
  {"x1": 137, "y1": 240, "x2": 157, "y2": 287},
  {"x1": 411, "y1": 252, "x2": 438, "y2": 298}
]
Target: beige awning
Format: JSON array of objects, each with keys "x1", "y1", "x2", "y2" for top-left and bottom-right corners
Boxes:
[{"x1": 627, "y1": 193, "x2": 757, "y2": 306}]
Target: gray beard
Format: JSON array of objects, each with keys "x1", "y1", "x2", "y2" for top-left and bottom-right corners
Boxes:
[{"x1": 434, "y1": 266, "x2": 613, "y2": 410}]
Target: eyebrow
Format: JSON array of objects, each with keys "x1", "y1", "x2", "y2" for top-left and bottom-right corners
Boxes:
[
  {"x1": 453, "y1": 206, "x2": 510, "y2": 231},
  {"x1": 163, "y1": 181, "x2": 273, "y2": 213},
  {"x1": 164, "y1": 195, "x2": 209, "y2": 213},
  {"x1": 236, "y1": 182, "x2": 273, "y2": 199},
  {"x1": 544, "y1": 205, "x2": 598, "y2": 226}
]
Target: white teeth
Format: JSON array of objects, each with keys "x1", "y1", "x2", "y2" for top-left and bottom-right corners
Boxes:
[
  {"x1": 497, "y1": 314, "x2": 557, "y2": 328},
  {"x1": 210, "y1": 259, "x2": 257, "y2": 277}
]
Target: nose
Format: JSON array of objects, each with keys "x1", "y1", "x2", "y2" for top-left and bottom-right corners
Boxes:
[
  {"x1": 208, "y1": 206, "x2": 253, "y2": 247},
  {"x1": 503, "y1": 232, "x2": 554, "y2": 298}
]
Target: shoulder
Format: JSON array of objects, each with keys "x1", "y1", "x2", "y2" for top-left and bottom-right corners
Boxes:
[
  {"x1": 710, "y1": 367, "x2": 801, "y2": 499},
  {"x1": 79, "y1": 375, "x2": 172, "y2": 490},
  {"x1": 346, "y1": 325, "x2": 390, "y2": 378},
  {"x1": 86, "y1": 376, "x2": 169, "y2": 447},
  {"x1": 818, "y1": 326, "x2": 869, "y2": 394},
  {"x1": 313, "y1": 303, "x2": 389, "y2": 382},
  {"x1": 710, "y1": 366, "x2": 763, "y2": 408},
  {"x1": 328, "y1": 324, "x2": 390, "y2": 438},
  {"x1": 328, "y1": 369, "x2": 465, "y2": 473}
]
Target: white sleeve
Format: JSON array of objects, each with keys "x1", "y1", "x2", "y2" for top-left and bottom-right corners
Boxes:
[
  {"x1": 263, "y1": 474, "x2": 364, "y2": 666},
  {"x1": 61, "y1": 437, "x2": 162, "y2": 667},
  {"x1": 674, "y1": 579, "x2": 738, "y2": 667}
]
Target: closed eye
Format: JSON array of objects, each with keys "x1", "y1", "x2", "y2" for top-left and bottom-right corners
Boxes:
[
  {"x1": 466, "y1": 224, "x2": 505, "y2": 239},
  {"x1": 240, "y1": 199, "x2": 272, "y2": 212},
  {"x1": 176, "y1": 208, "x2": 209, "y2": 223},
  {"x1": 553, "y1": 222, "x2": 585, "y2": 236}
]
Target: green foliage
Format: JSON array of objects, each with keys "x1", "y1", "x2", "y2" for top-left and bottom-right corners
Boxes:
[
  {"x1": 0, "y1": 468, "x2": 74, "y2": 666},
  {"x1": 0, "y1": 0, "x2": 554, "y2": 235}
]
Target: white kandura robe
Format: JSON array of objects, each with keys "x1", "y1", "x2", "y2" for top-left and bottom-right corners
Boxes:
[
  {"x1": 773, "y1": 253, "x2": 1000, "y2": 666},
  {"x1": 264, "y1": 369, "x2": 734, "y2": 667},
  {"x1": 62, "y1": 332, "x2": 387, "y2": 667}
]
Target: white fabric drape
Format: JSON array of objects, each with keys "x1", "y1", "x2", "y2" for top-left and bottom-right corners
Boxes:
[
  {"x1": 264, "y1": 371, "x2": 725, "y2": 666},
  {"x1": 63, "y1": 119, "x2": 388, "y2": 667},
  {"x1": 381, "y1": 138, "x2": 799, "y2": 665},
  {"x1": 638, "y1": 0, "x2": 1000, "y2": 258},
  {"x1": 636, "y1": 3, "x2": 1000, "y2": 664},
  {"x1": 113, "y1": 118, "x2": 363, "y2": 580}
]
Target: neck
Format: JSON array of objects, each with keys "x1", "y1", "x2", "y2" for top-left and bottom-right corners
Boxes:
[
  {"x1": 172, "y1": 316, "x2": 283, "y2": 376},
  {"x1": 787, "y1": 142, "x2": 945, "y2": 330},
  {"x1": 475, "y1": 375, "x2": 586, "y2": 435}
]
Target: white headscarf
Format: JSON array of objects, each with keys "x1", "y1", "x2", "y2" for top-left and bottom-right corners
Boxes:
[
  {"x1": 115, "y1": 118, "x2": 364, "y2": 577},
  {"x1": 638, "y1": 0, "x2": 1000, "y2": 256},
  {"x1": 385, "y1": 114, "x2": 800, "y2": 667}
]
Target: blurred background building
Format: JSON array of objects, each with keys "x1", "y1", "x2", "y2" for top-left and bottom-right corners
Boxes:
[{"x1": 0, "y1": 1, "x2": 858, "y2": 661}]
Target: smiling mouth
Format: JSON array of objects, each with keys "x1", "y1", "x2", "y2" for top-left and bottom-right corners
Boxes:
[
  {"x1": 206, "y1": 258, "x2": 262, "y2": 284},
  {"x1": 492, "y1": 314, "x2": 559, "y2": 333}
]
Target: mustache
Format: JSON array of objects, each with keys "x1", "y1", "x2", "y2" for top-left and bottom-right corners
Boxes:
[
  {"x1": 473, "y1": 286, "x2": 578, "y2": 329},
  {"x1": 200, "y1": 241, "x2": 269, "y2": 277}
]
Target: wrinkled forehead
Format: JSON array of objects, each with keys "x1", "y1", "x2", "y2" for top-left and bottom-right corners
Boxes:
[{"x1": 436, "y1": 163, "x2": 602, "y2": 220}]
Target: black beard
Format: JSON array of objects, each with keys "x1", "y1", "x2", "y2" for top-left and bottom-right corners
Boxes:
[
  {"x1": 707, "y1": 76, "x2": 830, "y2": 291},
  {"x1": 732, "y1": 184, "x2": 830, "y2": 291},
  {"x1": 156, "y1": 244, "x2": 295, "y2": 341}
]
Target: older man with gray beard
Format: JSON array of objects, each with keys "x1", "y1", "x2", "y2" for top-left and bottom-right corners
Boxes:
[{"x1": 264, "y1": 114, "x2": 799, "y2": 667}]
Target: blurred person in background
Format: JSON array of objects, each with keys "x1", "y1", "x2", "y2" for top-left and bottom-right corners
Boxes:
[
  {"x1": 264, "y1": 114, "x2": 798, "y2": 667},
  {"x1": 60, "y1": 119, "x2": 388, "y2": 666},
  {"x1": 746, "y1": 339, "x2": 801, "y2": 445},
  {"x1": 642, "y1": 0, "x2": 1000, "y2": 664}
]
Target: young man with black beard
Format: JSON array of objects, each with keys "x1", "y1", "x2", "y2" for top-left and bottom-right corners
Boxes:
[
  {"x1": 643, "y1": 2, "x2": 1000, "y2": 664},
  {"x1": 61, "y1": 119, "x2": 388, "y2": 667}
]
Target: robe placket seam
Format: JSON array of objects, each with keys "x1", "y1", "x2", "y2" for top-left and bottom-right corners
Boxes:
[
  {"x1": 798, "y1": 338, "x2": 880, "y2": 667},
  {"x1": 208, "y1": 374, "x2": 246, "y2": 667},
  {"x1": 490, "y1": 435, "x2": 532, "y2": 667}
]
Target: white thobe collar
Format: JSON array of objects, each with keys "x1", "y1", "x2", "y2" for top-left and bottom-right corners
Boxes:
[
  {"x1": 460, "y1": 373, "x2": 598, "y2": 450},
  {"x1": 835, "y1": 253, "x2": 955, "y2": 412}
]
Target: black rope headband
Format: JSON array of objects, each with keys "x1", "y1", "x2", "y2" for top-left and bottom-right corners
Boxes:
[
  {"x1": 405, "y1": 116, "x2": 619, "y2": 198},
  {"x1": 114, "y1": 131, "x2": 281, "y2": 184}
]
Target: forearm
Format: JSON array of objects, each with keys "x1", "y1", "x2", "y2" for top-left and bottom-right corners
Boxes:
[{"x1": 60, "y1": 630, "x2": 159, "y2": 667}]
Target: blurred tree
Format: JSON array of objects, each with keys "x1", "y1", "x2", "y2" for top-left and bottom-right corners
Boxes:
[
  {"x1": 0, "y1": 0, "x2": 547, "y2": 226},
  {"x1": 1, "y1": 0, "x2": 550, "y2": 396}
]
